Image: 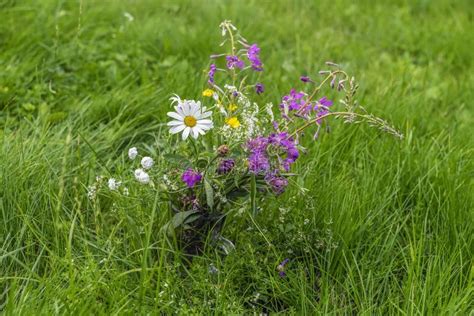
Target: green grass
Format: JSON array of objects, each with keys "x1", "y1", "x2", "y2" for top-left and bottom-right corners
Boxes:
[{"x1": 1, "y1": 0, "x2": 473, "y2": 314}]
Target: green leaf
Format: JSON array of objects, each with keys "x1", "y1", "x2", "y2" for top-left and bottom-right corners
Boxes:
[
  {"x1": 204, "y1": 178, "x2": 214, "y2": 211},
  {"x1": 160, "y1": 210, "x2": 202, "y2": 237},
  {"x1": 163, "y1": 154, "x2": 191, "y2": 167},
  {"x1": 171, "y1": 210, "x2": 200, "y2": 228},
  {"x1": 250, "y1": 174, "x2": 257, "y2": 217}
]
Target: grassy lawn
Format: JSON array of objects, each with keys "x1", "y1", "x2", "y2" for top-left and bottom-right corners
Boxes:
[{"x1": 0, "y1": 0, "x2": 473, "y2": 314}]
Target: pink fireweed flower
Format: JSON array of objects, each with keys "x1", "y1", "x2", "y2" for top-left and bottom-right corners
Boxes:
[
  {"x1": 246, "y1": 44, "x2": 263, "y2": 71},
  {"x1": 181, "y1": 168, "x2": 202, "y2": 188},
  {"x1": 268, "y1": 132, "x2": 299, "y2": 171},
  {"x1": 314, "y1": 97, "x2": 334, "y2": 124},
  {"x1": 208, "y1": 64, "x2": 216, "y2": 84},
  {"x1": 226, "y1": 55, "x2": 244, "y2": 69},
  {"x1": 280, "y1": 89, "x2": 307, "y2": 111}
]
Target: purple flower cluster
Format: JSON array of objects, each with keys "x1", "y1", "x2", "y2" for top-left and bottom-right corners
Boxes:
[
  {"x1": 280, "y1": 89, "x2": 308, "y2": 111},
  {"x1": 265, "y1": 173, "x2": 289, "y2": 195},
  {"x1": 217, "y1": 159, "x2": 235, "y2": 175},
  {"x1": 247, "y1": 137, "x2": 270, "y2": 174},
  {"x1": 247, "y1": 44, "x2": 263, "y2": 71},
  {"x1": 245, "y1": 133, "x2": 299, "y2": 194},
  {"x1": 280, "y1": 89, "x2": 334, "y2": 122},
  {"x1": 208, "y1": 64, "x2": 216, "y2": 84},
  {"x1": 226, "y1": 55, "x2": 244, "y2": 69},
  {"x1": 268, "y1": 132, "x2": 299, "y2": 171},
  {"x1": 246, "y1": 133, "x2": 299, "y2": 174},
  {"x1": 181, "y1": 168, "x2": 202, "y2": 188}
]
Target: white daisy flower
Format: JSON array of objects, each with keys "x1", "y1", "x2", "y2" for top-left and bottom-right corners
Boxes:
[
  {"x1": 167, "y1": 96, "x2": 213, "y2": 140},
  {"x1": 134, "y1": 169, "x2": 150, "y2": 184},
  {"x1": 128, "y1": 147, "x2": 138, "y2": 160},
  {"x1": 141, "y1": 156, "x2": 154, "y2": 169}
]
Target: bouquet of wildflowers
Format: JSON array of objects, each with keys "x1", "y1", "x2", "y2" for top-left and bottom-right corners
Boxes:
[{"x1": 89, "y1": 21, "x2": 401, "y2": 256}]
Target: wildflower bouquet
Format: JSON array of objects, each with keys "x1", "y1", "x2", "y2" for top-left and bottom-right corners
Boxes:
[{"x1": 90, "y1": 21, "x2": 401, "y2": 256}]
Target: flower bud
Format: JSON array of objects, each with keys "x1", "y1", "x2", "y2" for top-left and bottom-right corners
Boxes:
[{"x1": 217, "y1": 145, "x2": 229, "y2": 157}]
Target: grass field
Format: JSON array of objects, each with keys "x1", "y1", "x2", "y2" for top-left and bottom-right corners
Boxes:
[{"x1": 1, "y1": 0, "x2": 473, "y2": 314}]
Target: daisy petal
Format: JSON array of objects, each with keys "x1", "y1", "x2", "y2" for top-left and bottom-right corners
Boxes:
[
  {"x1": 197, "y1": 128, "x2": 206, "y2": 135},
  {"x1": 197, "y1": 119, "x2": 213, "y2": 125},
  {"x1": 182, "y1": 127, "x2": 191, "y2": 140},
  {"x1": 197, "y1": 123, "x2": 213, "y2": 131},
  {"x1": 167, "y1": 120, "x2": 183, "y2": 126},
  {"x1": 170, "y1": 124, "x2": 186, "y2": 134},
  {"x1": 167, "y1": 112, "x2": 183, "y2": 120},
  {"x1": 191, "y1": 128, "x2": 199, "y2": 139},
  {"x1": 175, "y1": 105, "x2": 185, "y2": 117}
]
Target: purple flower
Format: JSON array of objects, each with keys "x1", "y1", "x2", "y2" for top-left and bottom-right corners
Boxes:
[
  {"x1": 300, "y1": 75, "x2": 312, "y2": 83},
  {"x1": 268, "y1": 132, "x2": 299, "y2": 171},
  {"x1": 226, "y1": 55, "x2": 245, "y2": 69},
  {"x1": 181, "y1": 168, "x2": 202, "y2": 188},
  {"x1": 208, "y1": 64, "x2": 216, "y2": 84},
  {"x1": 247, "y1": 44, "x2": 263, "y2": 71},
  {"x1": 217, "y1": 159, "x2": 235, "y2": 175},
  {"x1": 255, "y1": 83, "x2": 264, "y2": 95},
  {"x1": 265, "y1": 173, "x2": 288, "y2": 195},
  {"x1": 318, "y1": 96, "x2": 333, "y2": 108},
  {"x1": 247, "y1": 133, "x2": 299, "y2": 174},
  {"x1": 286, "y1": 146, "x2": 299, "y2": 162},
  {"x1": 280, "y1": 89, "x2": 307, "y2": 111},
  {"x1": 268, "y1": 132, "x2": 290, "y2": 146},
  {"x1": 272, "y1": 121, "x2": 279, "y2": 131},
  {"x1": 314, "y1": 97, "x2": 334, "y2": 124},
  {"x1": 248, "y1": 152, "x2": 270, "y2": 174},
  {"x1": 277, "y1": 258, "x2": 290, "y2": 277},
  {"x1": 246, "y1": 136, "x2": 269, "y2": 153}
]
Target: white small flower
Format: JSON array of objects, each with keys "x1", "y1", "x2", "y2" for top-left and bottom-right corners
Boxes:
[
  {"x1": 128, "y1": 147, "x2": 138, "y2": 160},
  {"x1": 87, "y1": 185, "x2": 97, "y2": 200},
  {"x1": 167, "y1": 96, "x2": 213, "y2": 140},
  {"x1": 108, "y1": 178, "x2": 121, "y2": 191},
  {"x1": 123, "y1": 12, "x2": 134, "y2": 22},
  {"x1": 122, "y1": 187, "x2": 129, "y2": 196},
  {"x1": 134, "y1": 169, "x2": 150, "y2": 184},
  {"x1": 265, "y1": 102, "x2": 275, "y2": 121},
  {"x1": 141, "y1": 156, "x2": 154, "y2": 169},
  {"x1": 224, "y1": 84, "x2": 237, "y2": 91}
]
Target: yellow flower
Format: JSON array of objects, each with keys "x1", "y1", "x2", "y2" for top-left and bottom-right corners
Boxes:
[
  {"x1": 228, "y1": 104, "x2": 237, "y2": 111},
  {"x1": 202, "y1": 89, "x2": 215, "y2": 97},
  {"x1": 225, "y1": 116, "x2": 241, "y2": 128}
]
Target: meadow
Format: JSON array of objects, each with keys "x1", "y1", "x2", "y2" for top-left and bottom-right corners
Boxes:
[{"x1": 0, "y1": 0, "x2": 473, "y2": 314}]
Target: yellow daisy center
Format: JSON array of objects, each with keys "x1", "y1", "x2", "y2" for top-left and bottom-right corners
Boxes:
[{"x1": 184, "y1": 116, "x2": 197, "y2": 127}]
